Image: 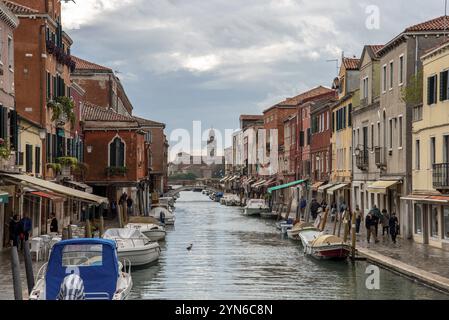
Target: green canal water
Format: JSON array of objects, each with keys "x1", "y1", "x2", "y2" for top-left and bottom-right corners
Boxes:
[{"x1": 129, "y1": 191, "x2": 449, "y2": 300}]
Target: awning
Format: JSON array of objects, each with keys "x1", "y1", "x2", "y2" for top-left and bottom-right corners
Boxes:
[
  {"x1": 30, "y1": 191, "x2": 65, "y2": 202},
  {"x1": 0, "y1": 191, "x2": 9, "y2": 204},
  {"x1": 244, "y1": 177, "x2": 256, "y2": 186},
  {"x1": 63, "y1": 180, "x2": 93, "y2": 194},
  {"x1": 367, "y1": 180, "x2": 401, "y2": 194},
  {"x1": 229, "y1": 175, "x2": 240, "y2": 182},
  {"x1": 327, "y1": 183, "x2": 350, "y2": 195},
  {"x1": 220, "y1": 176, "x2": 230, "y2": 183},
  {"x1": 312, "y1": 181, "x2": 325, "y2": 191},
  {"x1": 268, "y1": 179, "x2": 307, "y2": 194},
  {"x1": 252, "y1": 180, "x2": 266, "y2": 188},
  {"x1": 401, "y1": 195, "x2": 449, "y2": 203},
  {"x1": 1, "y1": 173, "x2": 108, "y2": 205},
  {"x1": 264, "y1": 179, "x2": 277, "y2": 187},
  {"x1": 318, "y1": 183, "x2": 335, "y2": 193}
]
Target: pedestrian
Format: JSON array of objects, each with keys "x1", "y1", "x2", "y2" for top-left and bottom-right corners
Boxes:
[
  {"x1": 321, "y1": 199, "x2": 327, "y2": 212},
  {"x1": 381, "y1": 209, "x2": 390, "y2": 236},
  {"x1": 310, "y1": 199, "x2": 320, "y2": 220},
  {"x1": 127, "y1": 197, "x2": 134, "y2": 216},
  {"x1": 299, "y1": 196, "x2": 307, "y2": 219},
  {"x1": 389, "y1": 212, "x2": 399, "y2": 244},
  {"x1": 8, "y1": 214, "x2": 21, "y2": 247},
  {"x1": 110, "y1": 200, "x2": 117, "y2": 218},
  {"x1": 339, "y1": 200, "x2": 347, "y2": 221},
  {"x1": 119, "y1": 192, "x2": 127, "y2": 206},
  {"x1": 370, "y1": 205, "x2": 381, "y2": 237},
  {"x1": 354, "y1": 205, "x2": 363, "y2": 234},
  {"x1": 331, "y1": 202, "x2": 337, "y2": 222},
  {"x1": 365, "y1": 212, "x2": 379, "y2": 244},
  {"x1": 20, "y1": 213, "x2": 32, "y2": 250},
  {"x1": 50, "y1": 213, "x2": 58, "y2": 233}
]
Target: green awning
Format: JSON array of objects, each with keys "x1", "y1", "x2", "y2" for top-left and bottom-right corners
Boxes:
[
  {"x1": 268, "y1": 179, "x2": 307, "y2": 194},
  {"x1": 0, "y1": 192, "x2": 9, "y2": 204}
]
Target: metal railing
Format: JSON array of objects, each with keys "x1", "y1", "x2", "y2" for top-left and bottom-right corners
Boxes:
[
  {"x1": 356, "y1": 148, "x2": 369, "y2": 171},
  {"x1": 433, "y1": 163, "x2": 449, "y2": 190}
]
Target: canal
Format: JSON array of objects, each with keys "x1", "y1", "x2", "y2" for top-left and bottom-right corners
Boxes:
[{"x1": 129, "y1": 191, "x2": 449, "y2": 300}]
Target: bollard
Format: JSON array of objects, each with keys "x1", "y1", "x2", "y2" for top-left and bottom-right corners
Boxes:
[
  {"x1": 351, "y1": 210, "x2": 357, "y2": 261},
  {"x1": 99, "y1": 215, "x2": 105, "y2": 237},
  {"x1": 11, "y1": 246, "x2": 23, "y2": 300},
  {"x1": 23, "y1": 241, "x2": 35, "y2": 294},
  {"x1": 118, "y1": 206, "x2": 124, "y2": 228},
  {"x1": 67, "y1": 224, "x2": 73, "y2": 239}
]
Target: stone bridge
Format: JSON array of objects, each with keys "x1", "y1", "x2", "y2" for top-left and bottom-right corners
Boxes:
[{"x1": 165, "y1": 184, "x2": 220, "y2": 197}]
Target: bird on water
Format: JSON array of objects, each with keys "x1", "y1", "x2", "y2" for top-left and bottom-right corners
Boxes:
[{"x1": 187, "y1": 244, "x2": 193, "y2": 251}]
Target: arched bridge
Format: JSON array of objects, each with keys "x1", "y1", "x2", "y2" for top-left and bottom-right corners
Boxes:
[{"x1": 165, "y1": 185, "x2": 220, "y2": 197}]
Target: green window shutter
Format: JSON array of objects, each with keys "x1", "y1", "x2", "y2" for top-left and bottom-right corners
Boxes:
[
  {"x1": 427, "y1": 77, "x2": 432, "y2": 105},
  {"x1": 35, "y1": 147, "x2": 41, "y2": 174},
  {"x1": 9, "y1": 110, "x2": 18, "y2": 150}
]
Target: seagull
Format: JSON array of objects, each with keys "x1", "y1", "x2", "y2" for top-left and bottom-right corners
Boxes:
[{"x1": 186, "y1": 244, "x2": 193, "y2": 251}]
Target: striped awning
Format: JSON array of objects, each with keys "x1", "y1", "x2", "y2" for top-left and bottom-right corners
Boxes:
[{"x1": 367, "y1": 180, "x2": 401, "y2": 194}]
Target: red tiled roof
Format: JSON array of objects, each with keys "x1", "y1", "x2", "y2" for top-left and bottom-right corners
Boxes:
[
  {"x1": 343, "y1": 57, "x2": 360, "y2": 70},
  {"x1": 82, "y1": 103, "x2": 136, "y2": 122},
  {"x1": 405, "y1": 16, "x2": 449, "y2": 32},
  {"x1": 133, "y1": 116, "x2": 165, "y2": 128},
  {"x1": 72, "y1": 56, "x2": 113, "y2": 72},
  {"x1": 3, "y1": 0, "x2": 38, "y2": 14},
  {"x1": 239, "y1": 115, "x2": 263, "y2": 120},
  {"x1": 369, "y1": 45, "x2": 384, "y2": 57},
  {"x1": 280, "y1": 86, "x2": 335, "y2": 107}
]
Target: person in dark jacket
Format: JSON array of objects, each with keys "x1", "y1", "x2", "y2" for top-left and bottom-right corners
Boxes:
[
  {"x1": 19, "y1": 214, "x2": 32, "y2": 250},
  {"x1": 369, "y1": 205, "x2": 381, "y2": 237},
  {"x1": 365, "y1": 212, "x2": 379, "y2": 244},
  {"x1": 310, "y1": 199, "x2": 321, "y2": 220},
  {"x1": 50, "y1": 213, "x2": 58, "y2": 233},
  {"x1": 9, "y1": 214, "x2": 21, "y2": 247},
  {"x1": 389, "y1": 212, "x2": 399, "y2": 244}
]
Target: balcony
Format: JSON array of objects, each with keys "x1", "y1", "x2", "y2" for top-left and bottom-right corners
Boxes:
[
  {"x1": 433, "y1": 163, "x2": 449, "y2": 192},
  {"x1": 375, "y1": 147, "x2": 386, "y2": 169},
  {"x1": 355, "y1": 147, "x2": 369, "y2": 171}
]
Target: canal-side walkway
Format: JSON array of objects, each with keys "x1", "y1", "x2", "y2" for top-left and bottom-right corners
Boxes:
[{"x1": 319, "y1": 217, "x2": 449, "y2": 293}]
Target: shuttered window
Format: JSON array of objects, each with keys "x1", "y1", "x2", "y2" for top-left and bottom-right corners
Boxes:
[
  {"x1": 440, "y1": 71, "x2": 449, "y2": 102},
  {"x1": 25, "y1": 144, "x2": 33, "y2": 173},
  {"x1": 46, "y1": 72, "x2": 51, "y2": 100},
  {"x1": 35, "y1": 146, "x2": 41, "y2": 174},
  {"x1": 0, "y1": 105, "x2": 8, "y2": 140},
  {"x1": 46, "y1": 133, "x2": 51, "y2": 162},
  {"x1": 109, "y1": 137, "x2": 125, "y2": 167},
  {"x1": 306, "y1": 128, "x2": 311, "y2": 146},
  {"x1": 348, "y1": 104, "x2": 352, "y2": 127},
  {"x1": 9, "y1": 109, "x2": 18, "y2": 150},
  {"x1": 428, "y1": 75, "x2": 438, "y2": 105},
  {"x1": 299, "y1": 131, "x2": 304, "y2": 147}
]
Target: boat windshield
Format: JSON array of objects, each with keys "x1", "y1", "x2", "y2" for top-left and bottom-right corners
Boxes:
[{"x1": 62, "y1": 244, "x2": 103, "y2": 267}]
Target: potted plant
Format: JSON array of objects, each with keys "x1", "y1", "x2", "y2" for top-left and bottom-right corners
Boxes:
[
  {"x1": 0, "y1": 138, "x2": 10, "y2": 160},
  {"x1": 56, "y1": 157, "x2": 78, "y2": 176},
  {"x1": 47, "y1": 96, "x2": 76, "y2": 128}
]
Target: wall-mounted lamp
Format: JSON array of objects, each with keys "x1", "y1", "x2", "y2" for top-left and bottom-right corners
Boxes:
[
  {"x1": 39, "y1": 129, "x2": 47, "y2": 140},
  {"x1": 87, "y1": 146, "x2": 93, "y2": 154}
]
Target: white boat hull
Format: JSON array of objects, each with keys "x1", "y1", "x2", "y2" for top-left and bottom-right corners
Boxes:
[
  {"x1": 117, "y1": 242, "x2": 161, "y2": 267},
  {"x1": 142, "y1": 229, "x2": 166, "y2": 242}
]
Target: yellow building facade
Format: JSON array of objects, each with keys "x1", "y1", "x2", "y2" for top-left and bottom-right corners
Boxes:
[
  {"x1": 18, "y1": 118, "x2": 43, "y2": 177},
  {"x1": 409, "y1": 41, "x2": 449, "y2": 248}
]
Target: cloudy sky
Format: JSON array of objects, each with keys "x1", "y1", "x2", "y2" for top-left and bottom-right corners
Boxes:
[{"x1": 62, "y1": 0, "x2": 446, "y2": 154}]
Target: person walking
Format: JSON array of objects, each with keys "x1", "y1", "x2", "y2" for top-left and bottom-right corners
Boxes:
[
  {"x1": 310, "y1": 199, "x2": 320, "y2": 220},
  {"x1": 354, "y1": 205, "x2": 363, "y2": 234},
  {"x1": 370, "y1": 205, "x2": 381, "y2": 238},
  {"x1": 20, "y1": 213, "x2": 32, "y2": 250},
  {"x1": 389, "y1": 212, "x2": 399, "y2": 244},
  {"x1": 127, "y1": 197, "x2": 134, "y2": 216},
  {"x1": 8, "y1": 214, "x2": 21, "y2": 247},
  {"x1": 299, "y1": 196, "x2": 307, "y2": 219},
  {"x1": 365, "y1": 212, "x2": 379, "y2": 244},
  {"x1": 381, "y1": 209, "x2": 390, "y2": 236}
]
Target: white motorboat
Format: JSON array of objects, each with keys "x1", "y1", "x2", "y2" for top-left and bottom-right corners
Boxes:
[
  {"x1": 243, "y1": 199, "x2": 269, "y2": 216},
  {"x1": 150, "y1": 206, "x2": 175, "y2": 225},
  {"x1": 29, "y1": 238, "x2": 132, "y2": 300},
  {"x1": 103, "y1": 229, "x2": 161, "y2": 267},
  {"x1": 126, "y1": 223, "x2": 166, "y2": 242}
]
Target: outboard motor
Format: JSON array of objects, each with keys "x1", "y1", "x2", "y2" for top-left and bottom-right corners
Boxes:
[
  {"x1": 57, "y1": 273, "x2": 85, "y2": 300},
  {"x1": 160, "y1": 210, "x2": 166, "y2": 224}
]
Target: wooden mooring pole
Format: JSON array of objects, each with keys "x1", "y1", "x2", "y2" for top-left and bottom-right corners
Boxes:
[
  {"x1": 23, "y1": 241, "x2": 35, "y2": 294},
  {"x1": 11, "y1": 246, "x2": 23, "y2": 300},
  {"x1": 351, "y1": 209, "x2": 357, "y2": 261}
]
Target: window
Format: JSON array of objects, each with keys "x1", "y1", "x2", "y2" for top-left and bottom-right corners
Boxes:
[
  {"x1": 25, "y1": 144, "x2": 33, "y2": 173},
  {"x1": 427, "y1": 75, "x2": 438, "y2": 105},
  {"x1": 109, "y1": 137, "x2": 125, "y2": 167},
  {"x1": 299, "y1": 131, "x2": 304, "y2": 147},
  {"x1": 46, "y1": 72, "x2": 51, "y2": 100},
  {"x1": 430, "y1": 137, "x2": 436, "y2": 168},
  {"x1": 306, "y1": 128, "x2": 311, "y2": 146},
  {"x1": 398, "y1": 116, "x2": 403, "y2": 148},
  {"x1": 413, "y1": 105, "x2": 423, "y2": 121},
  {"x1": 145, "y1": 131, "x2": 152, "y2": 143},
  {"x1": 377, "y1": 122, "x2": 380, "y2": 146},
  {"x1": 362, "y1": 77, "x2": 369, "y2": 99},
  {"x1": 371, "y1": 124, "x2": 374, "y2": 149},
  {"x1": 440, "y1": 70, "x2": 449, "y2": 101},
  {"x1": 414, "y1": 204, "x2": 423, "y2": 234},
  {"x1": 7, "y1": 36, "x2": 13, "y2": 69},
  {"x1": 348, "y1": 104, "x2": 352, "y2": 127},
  {"x1": 35, "y1": 147, "x2": 41, "y2": 174},
  {"x1": 332, "y1": 112, "x2": 335, "y2": 132},
  {"x1": 431, "y1": 206, "x2": 439, "y2": 238},
  {"x1": 382, "y1": 65, "x2": 387, "y2": 92},
  {"x1": 389, "y1": 119, "x2": 393, "y2": 149},
  {"x1": 444, "y1": 207, "x2": 449, "y2": 239},
  {"x1": 415, "y1": 140, "x2": 420, "y2": 170},
  {"x1": 389, "y1": 61, "x2": 394, "y2": 89},
  {"x1": 399, "y1": 55, "x2": 404, "y2": 85}
]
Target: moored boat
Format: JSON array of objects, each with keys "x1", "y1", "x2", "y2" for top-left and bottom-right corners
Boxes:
[
  {"x1": 125, "y1": 222, "x2": 166, "y2": 242},
  {"x1": 103, "y1": 229, "x2": 161, "y2": 267},
  {"x1": 243, "y1": 199, "x2": 269, "y2": 216},
  {"x1": 29, "y1": 238, "x2": 133, "y2": 300}
]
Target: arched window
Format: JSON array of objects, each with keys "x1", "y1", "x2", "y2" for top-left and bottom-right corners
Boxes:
[{"x1": 109, "y1": 137, "x2": 125, "y2": 167}]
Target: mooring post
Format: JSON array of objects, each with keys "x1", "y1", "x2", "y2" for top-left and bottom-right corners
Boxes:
[
  {"x1": 99, "y1": 214, "x2": 105, "y2": 237},
  {"x1": 11, "y1": 246, "x2": 23, "y2": 300},
  {"x1": 351, "y1": 209, "x2": 357, "y2": 261},
  {"x1": 67, "y1": 224, "x2": 73, "y2": 239},
  {"x1": 23, "y1": 241, "x2": 35, "y2": 294}
]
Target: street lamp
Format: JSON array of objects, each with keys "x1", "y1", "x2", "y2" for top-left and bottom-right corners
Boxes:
[{"x1": 39, "y1": 129, "x2": 47, "y2": 141}]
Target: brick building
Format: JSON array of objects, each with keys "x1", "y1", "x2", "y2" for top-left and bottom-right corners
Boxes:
[{"x1": 71, "y1": 56, "x2": 133, "y2": 116}]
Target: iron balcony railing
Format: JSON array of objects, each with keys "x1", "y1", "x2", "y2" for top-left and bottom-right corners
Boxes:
[
  {"x1": 355, "y1": 148, "x2": 369, "y2": 171},
  {"x1": 433, "y1": 163, "x2": 449, "y2": 190},
  {"x1": 375, "y1": 146, "x2": 386, "y2": 168}
]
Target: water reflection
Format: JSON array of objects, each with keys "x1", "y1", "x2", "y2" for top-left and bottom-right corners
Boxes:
[{"x1": 129, "y1": 191, "x2": 448, "y2": 300}]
